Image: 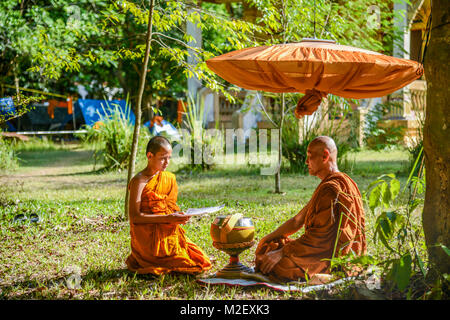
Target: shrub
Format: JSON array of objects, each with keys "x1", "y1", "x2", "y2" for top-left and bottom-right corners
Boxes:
[
  {"x1": 76, "y1": 100, "x2": 151, "y2": 171},
  {"x1": 356, "y1": 151, "x2": 449, "y2": 299},
  {"x1": 364, "y1": 101, "x2": 406, "y2": 150},
  {"x1": 0, "y1": 134, "x2": 18, "y2": 172},
  {"x1": 282, "y1": 95, "x2": 354, "y2": 174},
  {"x1": 281, "y1": 113, "x2": 308, "y2": 173},
  {"x1": 176, "y1": 96, "x2": 222, "y2": 172}
]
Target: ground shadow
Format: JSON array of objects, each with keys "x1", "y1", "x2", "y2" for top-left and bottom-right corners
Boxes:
[{"x1": 0, "y1": 268, "x2": 138, "y2": 299}]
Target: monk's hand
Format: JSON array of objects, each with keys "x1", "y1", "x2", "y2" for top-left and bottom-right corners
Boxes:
[
  {"x1": 256, "y1": 235, "x2": 272, "y2": 255},
  {"x1": 169, "y1": 212, "x2": 190, "y2": 225},
  {"x1": 259, "y1": 248, "x2": 283, "y2": 274}
]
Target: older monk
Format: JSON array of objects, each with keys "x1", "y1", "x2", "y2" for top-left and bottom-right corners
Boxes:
[{"x1": 255, "y1": 136, "x2": 366, "y2": 283}]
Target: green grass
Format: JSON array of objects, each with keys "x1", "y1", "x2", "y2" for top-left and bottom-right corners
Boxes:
[
  {"x1": 0, "y1": 142, "x2": 422, "y2": 300},
  {"x1": 344, "y1": 148, "x2": 410, "y2": 177}
]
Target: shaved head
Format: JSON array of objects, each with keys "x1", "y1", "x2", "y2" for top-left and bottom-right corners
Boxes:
[
  {"x1": 146, "y1": 136, "x2": 172, "y2": 155},
  {"x1": 308, "y1": 136, "x2": 338, "y2": 161}
]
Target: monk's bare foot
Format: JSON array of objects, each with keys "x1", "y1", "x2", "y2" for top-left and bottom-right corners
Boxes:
[{"x1": 309, "y1": 273, "x2": 333, "y2": 285}]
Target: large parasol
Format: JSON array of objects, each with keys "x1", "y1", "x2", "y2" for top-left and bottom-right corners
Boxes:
[{"x1": 206, "y1": 39, "x2": 424, "y2": 118}]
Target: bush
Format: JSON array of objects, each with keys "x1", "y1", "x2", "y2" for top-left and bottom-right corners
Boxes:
[
  {"x1": 364, "y1": 101, "x2": 406, "y2": 150},
  {"x1": 0, "y1": 135, "x2": 18, "y2": 172},
  {"x1": 281, "y1": 113, "x2": 308, "y2": 173},
  {"x1": 282, "y1": 95, "x2": 354, "y2": 174},
  {"x1": 76, "y1": 101, "x2": 151, "y2": 171},
  {"x1": 176, "y1": 96, "x2": 222, "y2": 172}
]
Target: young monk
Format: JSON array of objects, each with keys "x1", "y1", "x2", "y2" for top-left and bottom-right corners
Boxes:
[
  {"x1": 255, "y1": 136, "x2": 366, "y2": 283},
  {"x1": 125, "y1": 136, "x2": 212, "y2": 275}
]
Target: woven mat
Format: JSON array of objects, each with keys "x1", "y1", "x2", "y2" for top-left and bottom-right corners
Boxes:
[{"x1": 197, "y1": 275, "x2": 355, "y2": 293}]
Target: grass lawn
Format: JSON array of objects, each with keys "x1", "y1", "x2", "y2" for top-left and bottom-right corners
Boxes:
[{"x1": 0, "y1": 142, "x2": 421, "y2": 300}]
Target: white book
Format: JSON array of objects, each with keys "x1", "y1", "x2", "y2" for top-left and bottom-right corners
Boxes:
[{"x1": 181, "y1": 204, "x2": 225, "y2": 217}]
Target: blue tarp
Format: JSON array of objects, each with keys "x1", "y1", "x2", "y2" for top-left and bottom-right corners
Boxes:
[
  {"x1": 77, "y1": 99, "x2": 135, "y2": 127},
  {"x1": 1, "y1": 98, "x2": 136, "y2": 131},
  {"x1": 0, "y1": 97, "x2": 16, "y2": 131}
]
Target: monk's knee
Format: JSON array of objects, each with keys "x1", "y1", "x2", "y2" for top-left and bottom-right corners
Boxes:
[
  {"x1": 276, "y1": 256, "x2": 297, "y2": 269},
  {"x1": 270, "y1": 256, "x2": 304, "y2": 281}
]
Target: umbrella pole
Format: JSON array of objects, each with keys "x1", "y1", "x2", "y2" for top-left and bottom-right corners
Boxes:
[{"x1": 275, "y1": 93, "x2": 285, "y2": 194}]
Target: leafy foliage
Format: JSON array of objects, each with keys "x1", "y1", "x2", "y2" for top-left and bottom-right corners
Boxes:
[
  {"x1": 0, "y1": 0, "x2": 114, "y2": 120},
  {"x1": 364, "y1": 101, "x2": 406, "y2": 150},
  {"x1": 0, "y1": 0, "x2": 112, "y2": 80},
  {"x1": 0, "y1": 94, "x2": 44, "y2": 125},
  {"x1": 0, "y1": 134, "x2": 18, "y2": 172},
  {"x1": 176, "y1": 96, "x2": 222, "y2": 172},
  {"x1": 251, "y1": 0, "x2": 401, "y2": 53},
  {"x1": 364, "y1": 159, "x2": 427, "y2": 293},
  {"x1": 281, "y1": 94, "x2": 354, "y2": 173},
  {"x1": 76, "y1": 100, "x2": 150, "y2": 171}
]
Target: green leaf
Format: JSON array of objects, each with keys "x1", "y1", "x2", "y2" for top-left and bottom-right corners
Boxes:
[
  {"x1": 380, "y1": 182, "x2": 390, "y2": 208},
  {"x1": 378, "y1": 213, "x2": 394, "y2": 239},
  {"x1": 415, "y1": 250, "x2": 427, "y2": 277},
  {"x1": 375, "y1": 228, "x2": 395, "y2": 253},
  {"x1": 438, "y1": 244, "x2": 450, "y2": 256},
  {"x1": 390, "y1": 253, "x2": 412, "y2": 291},
  {"x1": 367, "y1": 179, "x2": 384, "y2": 191},
  {"x1": 378, "y1": 173, "x2": 396, "y2": 179},
  {"x1": 374, "y1": 211, "x2": 401, "y2": 252},
  {"x1": 390, "y1": 178, "x2": 400, "y2": 201},
  {"x1": 351, "y1": 255, "x2": 377, "y2": 266},
  {"x1": 403, "y1": 146, "x2": 423, "y2": 194},
  {"x1": 369, "y1": 184, "x2": 382, "y2": 212}
]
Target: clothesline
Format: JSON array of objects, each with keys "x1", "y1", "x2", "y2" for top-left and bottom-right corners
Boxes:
[{"x1": 0, "y1": 83, "x2": 69, "y2": 99}]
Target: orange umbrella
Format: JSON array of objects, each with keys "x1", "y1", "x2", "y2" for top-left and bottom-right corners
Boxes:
[{"x1": 206, "y1": 39, "x2": 423, "y2": 118}]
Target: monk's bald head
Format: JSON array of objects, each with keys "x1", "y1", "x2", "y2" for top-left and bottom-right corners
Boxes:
[
  {"x1": 308, "y1": 136, "x2": 338, "y2": 161},
  {"x1": 146, "y1": 136, "x2": 172, "y2": 155}
]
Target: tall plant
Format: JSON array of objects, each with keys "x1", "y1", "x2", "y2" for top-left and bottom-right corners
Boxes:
[
  {"x1": 176, "y1": 94, "x2": 221, "y2": 172},
  {"x1": 281, "y1": 94, "x2": 354, "y2": 174},
  {"x1": 77, "y1": 99, "x2": 149, "y2": 171},
  {"x1": 364, "y1": 101, "x2": 406, "y2": 151},
  {"x1": 0, "y1": 133, "x2": 18, "y2": 172},
  {"x1": 363, "y1": 151, "x2": 449, "y2": 296},
  {"x1": 326, "y1": 141, "x2": 448, "y2": 298}
]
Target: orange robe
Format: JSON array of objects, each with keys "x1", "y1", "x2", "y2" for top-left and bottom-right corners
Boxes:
[
  {"x1": 126, "y1": 171, "x2": 212, "y2": 275},
  {"x1": 255, "y1": 172, "x2": 366, "y2": 282}
]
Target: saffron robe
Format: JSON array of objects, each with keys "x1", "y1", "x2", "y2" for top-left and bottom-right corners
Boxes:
[
  {"x1": 255, "y1": 172, "x2": 366, "y2": 282},
  {"x1": 126, "y1": 171, "x2": 212, "y2": 275}
]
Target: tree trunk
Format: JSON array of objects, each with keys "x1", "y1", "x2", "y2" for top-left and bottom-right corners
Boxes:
[
  {"x1": 13, "y1": 62, "x2": 20, "y2": 102},
  {"x1": 144, "y1": 92, "x2": 153, "y2": 122},
  {"x1": 116, "y1": 60, "x2": 130, "y2": 100},
  {"x1": 423, "y1": 0, "x2": 450, "y2": 276},
  {"x1": 124, "y1": 0, "x2": 155, "y2": 220}
]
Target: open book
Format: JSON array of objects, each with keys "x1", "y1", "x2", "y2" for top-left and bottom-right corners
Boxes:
[{"x1": 180, "y1": 204, "x2": 225, "y2": 217}]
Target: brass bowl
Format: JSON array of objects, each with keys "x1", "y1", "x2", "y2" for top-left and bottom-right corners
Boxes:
[
  {"x1": 210, "y1": 215, "x2": 255, "y2": 245},
  {"x1": 210, "y1": 214, "x2": 256, "y2": 278}
]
